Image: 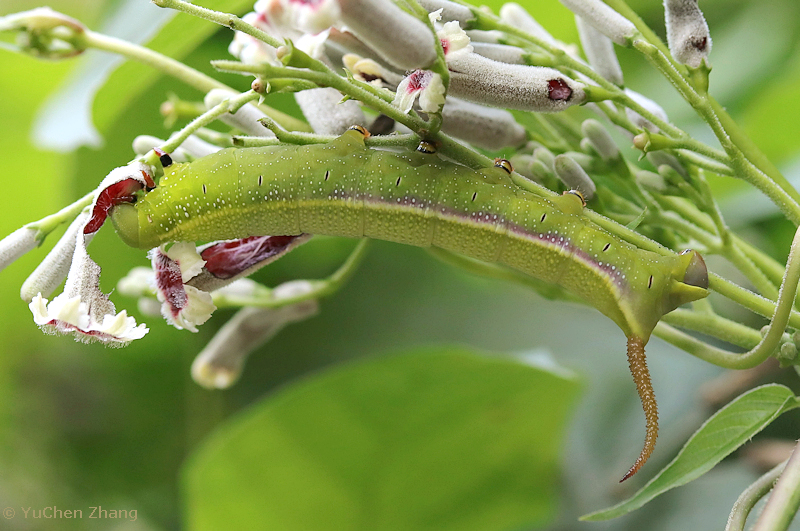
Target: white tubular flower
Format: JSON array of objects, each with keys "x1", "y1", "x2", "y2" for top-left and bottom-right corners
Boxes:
[
  {"x1": 295, "y1": 87, "x2": 367, "y2": 135},
  {"x1": 554, "y1": 154, "x2": 596, "y2": 200},
  {"x1": 575, "y1": 15, "x2": 624, "y2": 86},
  {"x1": 342, "y1": 53, "x2": 403, "y2": 87},
  {"x1": 189, "y1": 234, "x2": 313, "y2": 293},
  {"x1": 20, "y1": 211, "x2": 91, "y2": 302},
  {"x1": 0, "y1": 226, "x2": 38, "y2": 273},
  {"x1": 392, "y1": 70, "x2": 447, "y2": 114},
  {"x1": 204, "y1": 89, "x2": 276, "y2": 138},
  {"x1": 150, "y1": 243, "x2": 215, "y2": 333},
  {"x1": 228, "y1": 12, "x2": 280, "y2": 65},
  {"x1": 558, "y1": 0, "x2": 636, "y2": 45},
  {"x1": 338, "y1": 0, "x2": 437, "y2": 70},
  {"x1": 471, "y1": 42, "x2": 525, "y2": 64},
  {"x1": 625, "y1": 88, "x2": 669, "y2": 132},
  {"x1": 447, "y1": 54, "x2": 585, "y2": 112},
  {"x1": 466, "y1": 29, "x2": 504, "y2": 43},
  {"x1": 664, "y1": 0, "x2": 711, "y2": 68},
  {"x1": 191, "y1": 298, "x2": 319, "y2": 389},
  {"x1": 440, "y1": 98, "x2": 526, "y2": 150},
  {"x1": 133, "y1": 135, "x2": 221, "y2": 160},
  {"x1": 438, "y1": 20, "x2": 473, "y2": 61},
  {"x1": 29, "y1": 223, "x2": 147, "y2": 345},
  {"x1": 418, "y1": 0, "x2": 474, "y2": 24},
  {"x1": 259, "y1": 0, "x2": 341, "y2": 34},
  {"x1": 499, "y1": 3, "x2": 559, "y2": 47}
]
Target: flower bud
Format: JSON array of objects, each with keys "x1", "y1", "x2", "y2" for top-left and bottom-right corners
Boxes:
[
  {"x1": 0, "y1": 226, "x2": 38, "y2": 273},
  {"x1": 471, "y1": 42, "x2": 525, "y2": 64},
  {"x1": 554, "y1": 154, "x2": 596, "y2": 200},
  {"x1": 440, "y1": 98, "x2": 526, "y2": 149},
  {"x1": 21, "y1": 211, "x2": 90, "y2": 302},
  {"x1": 447, "y1": 54, "x2": 585, "y2": 112},
  {"x1": 0, "y1": 7, "x2": 86, "y2": 59},
  {"x1": 647, "y1": 151, "x2": 686, "y2": 177},
  {"x1": 575, "y1": 16, "x2": 624, "y2": 86},
  {"x1": 664, "y1": 0, "x2": 711, "y2": 68},
  {"x1": 625, "y1": 89, "x2": 669, "y2": 133},
  {"x1": 558, "y1": 0, "x2": 636, "y2": 45},
  {"x1": 343, "y1": 54, "x2": 403, "y2": 87},
  {"x1": 295, "y1": 87, "x2": 366, "y2": 135},
  {"x1": 191, "y1": 300, "x2": 319, "y2": 389},
  {"x1": 634, "y1": 170, "x2": 667, "y2": 192},
  {"x1": 338, "y1": 0, "x2": 437, "y2": 70},
  {"x1": 581, "y1": 119, "x2": 620, "y2": 161},
  {"x1": 499, "y1": 3, "x2": 558, "y2": 47},
  {"x1": 205, "y1": 89, "x2": 276, "y2": 137}
]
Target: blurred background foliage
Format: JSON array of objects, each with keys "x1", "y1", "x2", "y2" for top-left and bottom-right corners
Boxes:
[{"x1": 2, "y1": 0, "x2": 800, "y2": 529}]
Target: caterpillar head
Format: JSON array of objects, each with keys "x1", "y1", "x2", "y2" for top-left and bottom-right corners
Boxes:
[{"x1": 668, "y1": 249, "x2": 709, "y2": 309}]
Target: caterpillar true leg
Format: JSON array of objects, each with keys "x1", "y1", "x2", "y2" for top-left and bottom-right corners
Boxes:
[{"x1": 621, "y1": 335, "x2": 658, "y2": 482}]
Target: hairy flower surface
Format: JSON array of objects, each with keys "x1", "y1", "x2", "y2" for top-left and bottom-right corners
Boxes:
[
  {"x1": 393, "y1": 70, "x2": 446, "y2": 114},
  {"x1": 150, "y1": 243, "x2": 215, "y2": 333}
]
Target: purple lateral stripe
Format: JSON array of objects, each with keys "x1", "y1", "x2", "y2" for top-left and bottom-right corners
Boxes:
[{"x1": 348, "y1": 193, "x2": 629, "y2": 292}]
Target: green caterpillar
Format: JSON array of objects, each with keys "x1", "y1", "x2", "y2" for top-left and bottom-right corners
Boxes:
[{"x1": 110, "y1": 127, "x2": 709, "y2": 480}]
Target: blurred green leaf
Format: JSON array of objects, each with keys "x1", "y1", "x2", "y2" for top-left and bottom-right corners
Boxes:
[
  {"x1": 582, "y1": 384, "x2": 800, "y2": 521},
  {"x1": 92, "y1": 0, "x2": 253, "y2": 135},
  {"x1": 184, "y1": 346, "x2": 580, "y2": 531}
]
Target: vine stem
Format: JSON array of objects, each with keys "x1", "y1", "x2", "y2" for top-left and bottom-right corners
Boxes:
[
  {"x1": 654, "y1": 225, "x2": 800, "y2": 369},
  {"x1": 726, "y1": 460, "x2": 787, "y2": 531},
  {"x1": 753, "y1": 442, "x2": 800, "y2": 531}
]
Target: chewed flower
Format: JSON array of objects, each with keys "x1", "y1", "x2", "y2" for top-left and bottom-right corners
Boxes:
[
  {"x1": 392, "y1": 70, "x2": 446, "y2": 114},
  {"x1": 30, "y1": 293, "x2": 147, "y2": 345},
  {"x1": 150, "y1": 242, "x2": 215, "y2": 333},
  {"x1": 342, "y1": 54, "x2": 402, "y2": 88}
]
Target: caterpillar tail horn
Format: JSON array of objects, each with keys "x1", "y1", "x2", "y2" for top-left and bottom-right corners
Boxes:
[{"x1": 620, "y1": 335, "x2": 658, "y2": 482}]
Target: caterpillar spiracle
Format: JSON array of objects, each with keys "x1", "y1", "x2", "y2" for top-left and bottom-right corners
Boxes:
[{"x1": 110, "y1": 127, "x2": 710, "y2": 480}]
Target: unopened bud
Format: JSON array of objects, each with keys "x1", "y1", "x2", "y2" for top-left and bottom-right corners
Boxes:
[
  {"x1": 664, "y1": 0, "x2": 711, "y2": 68},
  {"x1": 191, "y1": 300, "x2": 318, "y2": 389},
  {"x1": 447, "y1": 54, "x2": 586, "y2": 112},
  {"x1": 554, "y1": 154, "x2": 596, "y2": 200},
  {"x1": 635, "y1": 170, "x2": 667, "y2": 192},
  {"x1": 338, "y1": 0, "x2": 437, "y2": 70},
  {"x1": 440, "y1": 98, "x2": 526, "y2": 150},
  {"x1": 533, "y1": 146, "x2": 556, "y2": 172},
  {"x1": 20, "y1": 212, "x2": 90, "y2": 302},
  {"x1": 648, "y1": 151, "x2": 686, "y2": 177},
  {"x1": 499, "y1": 3, "x2": 558, "y2": 47},
  {"x1": 0, "y1": 226, "x2": 39, "y2": 273},
  {"x1": 471, "y1": 42, "x2": 525, "y2": 64},
  {"x1": 778, "y1": 342, "x2": 797, "y2": 366},
  {"x1": 204, "y1": 89, "x2": 276, "y2": 137},
  {"x1": 558, "y1": 0, "x2": 636, "y2": 45},
  {"x1": 575, "y1": 15, "x2": 624, "y2": 86},
  {"x1": 296, "y1": 87, "x2": 367, "y2": 135},
  {"x1": 581, "y1": 119, "x2": 620, "y2": 161},
  {"x1": 625, "y1": 89, "x2": 669, "y2": 132}
]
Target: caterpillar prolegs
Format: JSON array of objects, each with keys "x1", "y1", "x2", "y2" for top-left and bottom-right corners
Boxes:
[{"x1": 110, "y1": 127, "x2": 710, "y2": 480}]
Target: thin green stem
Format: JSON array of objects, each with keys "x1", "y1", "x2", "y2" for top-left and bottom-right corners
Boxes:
[
  {"x1": 214, "y1": 239, "x2": 371, "y2": 308},
  {"x1": 726, "y1": 460, "x2": 787, "y2": 531},
  {"x1": 709, "y1": 273, "x2": 800, "y2": 330},
  {"x1": 662, "y1": 309, "x2": 761, "y2": 350},
  {"x1": 677, "y1": 150, "x2": 735, "y2": 176},
  {"x1": 28, "y1": 191, "x2": 94, "y2": 239},
  {"x1": 753, "y1": 441, "x2": 800, "y2": 531},
  {"x1": 655, "y1": 225, "x2": 800, "y2": 369}
]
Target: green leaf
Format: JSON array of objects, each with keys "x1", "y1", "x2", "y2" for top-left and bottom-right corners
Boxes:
[
  {"x1": 183, "y1": 346, "x2": 580, "y2": 531},
  {"x1": 92, "y1": 0, "x2": 253, "y2": 135},
  {"x1": 582, "y1": 383, "x2": 800, "y2": 521}
]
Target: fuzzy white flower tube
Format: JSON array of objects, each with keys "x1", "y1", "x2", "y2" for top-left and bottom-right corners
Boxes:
[
  {"x1": 625, "y1": 88, "x2": 669, "y2": 133},
  {"x1": 558, "y1": 0, "x2": 636, "y2": 45},
  {"x1": 337, "y1": 0, "x2": 437, "y2": 70},
  {"x1": 581, "y1": 119, "x2": 620, "y2": 161},
  {"x1": 440, "y1": 98, "x2": 526, "y2": 150},
  {"x1": 470, "y1": 42, "x2": 525, "y2": 65},
  {"x1": 417, "y1": 0, "x2": 474, "y2": 24},
  {"x1": 20, "y1": 211, "x2": 91, "y2": 302},
  {"x1": 132, "y1": 135, "x2": 221, "y2": 160},
  {"x1": 0, "y1": 226, "x2": 38, "y2": 273},
  {"x1": 664, "y1": 0, "x2": 711, "y2": 68},
  {"x1": 205, "y1": 89, "x2": 276, "y2": 138},
  {"x1": 576, "y1": 15, "x2": 624, "y2": 86},
  {"x1": 295, "y1": 87, "x2": 366, "y2": 135},
  {"x1": 499, "y1": 3, "x2": 559, "y2": 47},
  {"x1": 447, "y1": 54, "x2": 586, "y2": 112}
]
